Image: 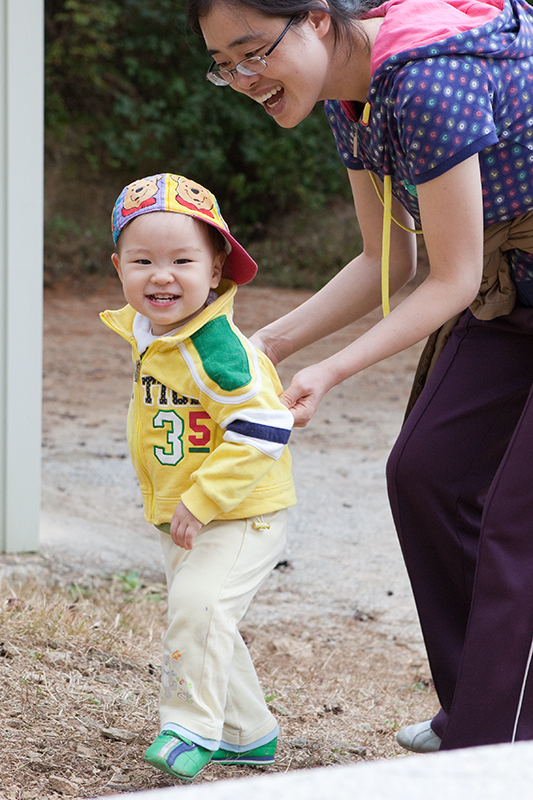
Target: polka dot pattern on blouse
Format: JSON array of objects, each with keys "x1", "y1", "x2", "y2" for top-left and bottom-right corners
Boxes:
[{"x1": 326, "y1": 0, "x2": 533, "y2": 229}]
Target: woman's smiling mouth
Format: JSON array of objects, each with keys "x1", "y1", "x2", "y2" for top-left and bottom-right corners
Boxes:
[{"x1": 255, "y1": 85, "x2": 284, "y2": 108}]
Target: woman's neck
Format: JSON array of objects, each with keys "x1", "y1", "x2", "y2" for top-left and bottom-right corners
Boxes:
[{"x1": 325, "y1": 17, "x2": 384, "y2": 103}]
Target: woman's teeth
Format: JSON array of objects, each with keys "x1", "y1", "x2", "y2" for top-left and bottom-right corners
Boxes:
[{"x1": 256, "y1": 85, "x2": 283, "y2": 106}]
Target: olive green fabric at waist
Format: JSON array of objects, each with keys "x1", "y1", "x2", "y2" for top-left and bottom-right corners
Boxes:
[
  {"x1": 405, "y1": 210, "x2": 533, "y2": 419},
  {"x1": 471, "y1": 209, "x2": 533, "y2": 320}
]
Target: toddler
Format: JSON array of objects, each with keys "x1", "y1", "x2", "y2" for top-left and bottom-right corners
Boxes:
[{"x1": 100, "y1": 173, "x2": 296, "y2": 780}]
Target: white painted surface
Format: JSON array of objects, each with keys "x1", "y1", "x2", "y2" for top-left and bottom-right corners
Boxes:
[
  {"x1": 97, "y1": 741, "x2": 533, "y2": 800},
  {"x1": 0, "y1": 0, "x2": 44, "y2": 552}
]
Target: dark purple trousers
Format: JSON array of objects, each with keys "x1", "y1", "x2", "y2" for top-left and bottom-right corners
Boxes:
[{"x1": 387, "y1": 306, "x2": 533, "y2": 749}]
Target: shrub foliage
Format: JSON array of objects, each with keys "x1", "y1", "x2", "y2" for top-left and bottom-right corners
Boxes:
[{"x1": 45, "y1": 0, "x2": 350, "y2": 226}]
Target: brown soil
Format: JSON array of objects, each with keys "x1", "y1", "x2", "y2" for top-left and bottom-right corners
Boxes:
[{"x1": 0, "y1": 276, "x2": 439, "y2": 799}]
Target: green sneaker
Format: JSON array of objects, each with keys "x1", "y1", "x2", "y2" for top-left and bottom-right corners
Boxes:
[
  {"x1": 211, "y1": 736, "x2": 277, "y2": 765},
  {"x1": 143, "y1": 731, "x2": 212, "y2": 780}
]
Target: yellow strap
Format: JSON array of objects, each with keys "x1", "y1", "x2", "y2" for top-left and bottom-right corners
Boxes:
[
  {"x1": 368, "y1": 168, "x2": 423, "y2": 318},
  {"x1": 368, "y1": 171, "x2": 422, "y2": 235},
  {"x1": 381, "y1": 175, "x2": 392, "y2": 317},
  {"x1": 361, "y1": 102, "x2": 423, "y2": 317}
]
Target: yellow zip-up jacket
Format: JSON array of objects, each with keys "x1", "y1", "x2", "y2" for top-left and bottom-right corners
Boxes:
[{"x1": 100, "y1": 280, "x2": 296, "y2": 526}]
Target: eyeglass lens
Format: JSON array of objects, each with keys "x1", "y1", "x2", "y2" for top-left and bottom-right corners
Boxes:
[{"x1": 206, "y1": 16, "x2": 296, "y2": 86}]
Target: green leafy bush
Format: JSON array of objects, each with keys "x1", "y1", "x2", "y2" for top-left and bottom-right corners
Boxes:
[{"x1": 45, "y1": 0, "x2": 351, "y2": 228}]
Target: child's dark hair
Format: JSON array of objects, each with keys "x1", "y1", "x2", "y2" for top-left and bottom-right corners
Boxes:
[
  {"x1": 204, "y1": 221, "x2": 228, "y2": 257},
  {"x1": 187, "y1": 0, "x2": 386, "y2": 46},
  {"x1": 201, "y1": 219, "x2": 231, "y2": 279}
]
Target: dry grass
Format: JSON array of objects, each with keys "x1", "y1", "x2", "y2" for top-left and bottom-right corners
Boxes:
[{"x1": 0, "y1": 572, "x2": 439, "y2": 799}]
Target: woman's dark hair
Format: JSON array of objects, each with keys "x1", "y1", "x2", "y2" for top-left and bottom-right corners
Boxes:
[{"x1": 187, "y1": 0, "x2": 386, "y2": 47}]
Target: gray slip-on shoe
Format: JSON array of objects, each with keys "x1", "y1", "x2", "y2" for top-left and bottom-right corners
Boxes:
[{"x1": 396, "y1": 719, "x2": 442, "y2": 753}]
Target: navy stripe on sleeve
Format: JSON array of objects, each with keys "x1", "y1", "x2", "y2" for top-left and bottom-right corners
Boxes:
[{"x1": 226, "y1": 419, "x2": 291, "y2": 444}]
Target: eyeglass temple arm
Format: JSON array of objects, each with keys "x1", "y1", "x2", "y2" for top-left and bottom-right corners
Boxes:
[{"x1": 264, "y1": 15, "x2": 298, "y2": 57}]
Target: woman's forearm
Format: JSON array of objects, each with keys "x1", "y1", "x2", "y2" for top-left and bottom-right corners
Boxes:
[
  {"x1": 255, "y1": 168, "x2": 417, "y2": 366},
  {"x1": 321, "y1": 155, "x2": 485, "y2": 386},
  {"x1": 280, "y1": 157, "x2": 485, "y2": 426},
  {"x1": 280, "y1": 269, "x2": 481, "y2": 427},
  {"x1": 313, "y1": 269, "x2": 479, "y2": 389},
  {"x1": 256, "y1": 247, "x2": 414, "y2": 364}
]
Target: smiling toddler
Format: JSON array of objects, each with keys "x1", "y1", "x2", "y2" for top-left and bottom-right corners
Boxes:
[{"x1": 100, "y1": 173, "x2": 296, "y2": 781}]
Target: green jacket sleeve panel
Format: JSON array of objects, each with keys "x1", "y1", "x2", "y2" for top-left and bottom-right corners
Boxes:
[{"x1": 178, "y1": 326, "x2": 294, "y2": 523}]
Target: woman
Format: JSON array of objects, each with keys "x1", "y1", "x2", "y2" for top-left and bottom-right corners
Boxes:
[{"x1": 187, "y1": 0, "x2": 533, "y2": 751}]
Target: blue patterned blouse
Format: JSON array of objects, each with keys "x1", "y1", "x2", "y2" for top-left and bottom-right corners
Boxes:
[{"x1": 325, "y1": 0, "x2": 533, "y2": 303}]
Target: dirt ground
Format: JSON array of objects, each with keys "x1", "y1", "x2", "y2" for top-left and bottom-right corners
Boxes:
[{"x1": 0, "y1": 276, "x2": 440, "y2": 798}]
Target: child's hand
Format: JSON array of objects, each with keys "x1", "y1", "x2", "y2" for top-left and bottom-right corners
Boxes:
[{"x1": 170, "y1": 502, "x2": 203, "y2": 550}]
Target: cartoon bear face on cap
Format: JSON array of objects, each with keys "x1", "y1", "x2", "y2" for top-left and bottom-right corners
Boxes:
[
  {"x1": 123, "y1": 175, "x2": 161, "y2": 212},
  {"x1": 174, "y1": 176, "x2": 214, "y2": 213}
]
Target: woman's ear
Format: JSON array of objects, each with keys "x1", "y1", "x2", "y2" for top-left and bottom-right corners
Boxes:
[{"x1": 307, "y1": 7, "x2": 332, "y2": 39}]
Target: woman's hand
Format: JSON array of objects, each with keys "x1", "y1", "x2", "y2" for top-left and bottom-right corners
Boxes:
[
  {"x1": 280, "y1": 362, "x2": 336, "y2": 427},
  {"x1": 249, "y1": 329, "x2": 280, "y2": 365}
]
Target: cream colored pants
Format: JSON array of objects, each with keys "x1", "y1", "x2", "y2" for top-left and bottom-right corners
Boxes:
[{"x1": 158, "y1": 509, "x2": 288, "y2": 750}]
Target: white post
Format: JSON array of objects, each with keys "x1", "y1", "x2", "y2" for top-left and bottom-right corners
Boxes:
[{"x1": 0, "y1": 0, "x2": 43, "y2": 552}]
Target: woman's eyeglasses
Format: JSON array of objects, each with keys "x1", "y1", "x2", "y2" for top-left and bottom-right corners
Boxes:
[{"x1": 206, "y1": 16, "x2": 297, "y2": 86}]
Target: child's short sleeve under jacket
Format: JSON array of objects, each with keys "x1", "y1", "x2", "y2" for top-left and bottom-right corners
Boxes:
[{"x1": 325, "y1": 0, "x2": 533, "y2": 228}]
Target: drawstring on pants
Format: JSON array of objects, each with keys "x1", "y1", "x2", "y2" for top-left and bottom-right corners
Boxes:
[{"x1": 252, "y1": 516, "x2": 271, "y2": 530}]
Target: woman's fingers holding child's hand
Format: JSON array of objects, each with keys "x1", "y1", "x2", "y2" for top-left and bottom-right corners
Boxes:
[
  {"x1": 170, "y1": 502, "x2": 203, "y2": 550},
  {"x1": 280, "y1": 365, "x2": 332, "y2": 428}
]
